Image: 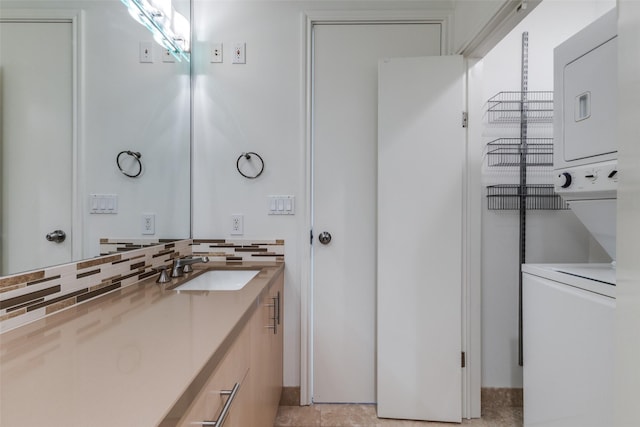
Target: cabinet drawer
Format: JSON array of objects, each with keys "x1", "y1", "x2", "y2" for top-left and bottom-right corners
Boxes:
[{"x1": 178, "y1": 323, "x2": 250, "y2": 427}]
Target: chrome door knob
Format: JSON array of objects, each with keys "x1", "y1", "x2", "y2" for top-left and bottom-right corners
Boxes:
[
  {"x1": 46, "y1": 230, "x2": 66, "y2": 243},
  {"x1": 318, "y1": 231, "x2": 332, "y2": 245}
]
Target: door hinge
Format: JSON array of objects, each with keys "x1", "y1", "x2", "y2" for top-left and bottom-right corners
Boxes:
[
  {"x1": 461, "y1": 351, "x2": 466, "y2": 368},
  {"x1": 310, "y1": 229, "x2": 313, "y2": 245},
  {"x1": 462, "y1": 112, "x2": 468, "y2": 128}
]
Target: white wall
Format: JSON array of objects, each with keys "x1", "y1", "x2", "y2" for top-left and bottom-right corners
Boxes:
[
  {"x1": 81, "y1": 1, "x2": 191, "y2": 256},
  {"x1": 469, "y1": 0, "x2": 615, "y2": 388},
  {"x1": 615, "y1": 2, "x2": 640, "y2": 426}
]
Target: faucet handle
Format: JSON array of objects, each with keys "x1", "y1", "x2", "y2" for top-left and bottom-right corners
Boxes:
[
  {"x1": 182, "y1": 263, "x2": 194, "y2": 273},
  {"x1": 155, "y1": 266, "x2": 171, "y2": 283}
]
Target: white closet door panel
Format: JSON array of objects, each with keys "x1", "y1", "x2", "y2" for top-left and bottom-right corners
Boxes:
[{"x1": 377, "y1": 55, "x2": 464, "y2": 422}]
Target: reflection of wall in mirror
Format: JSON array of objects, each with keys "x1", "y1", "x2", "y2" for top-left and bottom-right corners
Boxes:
[
  {"x1": 0, "y1": 0, "x2": 191, "y2": 275},
  {"x1": 0, "y1": 19, "x2": 74, "y2": 275}
]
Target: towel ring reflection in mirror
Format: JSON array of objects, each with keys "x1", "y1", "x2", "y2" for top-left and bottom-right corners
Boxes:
[
  {"x1": 236, "y1": 152, "x2": 264, "y2": 179},
  {"x1": 116, "y1": 150, "x2": 143, "y2": 178}
]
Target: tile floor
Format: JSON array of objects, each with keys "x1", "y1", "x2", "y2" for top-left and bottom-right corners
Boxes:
[{"x1": 274, "y1": 404, "x2": 523, "y2": 427}]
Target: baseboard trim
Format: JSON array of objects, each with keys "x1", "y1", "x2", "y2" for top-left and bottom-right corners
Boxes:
[
  {"x1": 481, "y1": 387, "x2": 523, "y2": 409},
  {"x1": 278, "y1": 386, "x2": 521, "y2": 409}
]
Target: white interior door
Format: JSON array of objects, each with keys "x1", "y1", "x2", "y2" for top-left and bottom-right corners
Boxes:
[
  {"x1": 0, "y1": 21, "x2": 73, "y2": 275},
  {"x1": 377, "y1": 55, "x2": 464, "y2": 422},
  {"x1": 312, "y1": 23, "x2": 441, "y2": 403}
]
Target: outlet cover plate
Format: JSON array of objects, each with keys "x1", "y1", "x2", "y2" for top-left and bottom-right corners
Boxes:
[
  {"x1": 231, "y1": 214, "x2": 244, "y2": 235},
  {"x1": 142, "y1": 213, "x2": 155, "y2": 235}
]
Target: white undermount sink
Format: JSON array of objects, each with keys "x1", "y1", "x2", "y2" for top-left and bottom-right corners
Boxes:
[{"x1": 174, "y1": 269, "x2": 261, "y2": 291}]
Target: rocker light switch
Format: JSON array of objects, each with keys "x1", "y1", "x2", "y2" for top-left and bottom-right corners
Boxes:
[
  {"x1": 89, "y1": 194, "x2": 118, "y2": 214},
  {"x1": 268, "y1": 196, "x2": 295, "y2": 215}
]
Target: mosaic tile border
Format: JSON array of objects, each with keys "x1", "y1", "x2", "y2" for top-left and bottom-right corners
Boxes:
[
  {"x1": 99, "y1": 238, "x2": 183, "y2": 255},
  {"x1": 191, "y1": 239, "x2": 285, "y2": 262},
  {"x1": 0, "y1": 238, "x2": 285, "y2": 333},
  {"x1": 0, "y1": 240, "x2": 192, "y2": 332}
]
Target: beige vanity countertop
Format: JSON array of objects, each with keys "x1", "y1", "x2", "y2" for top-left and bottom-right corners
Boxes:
[{"x1": 0, "y1": 262, "x2": 284, "y2": 427}]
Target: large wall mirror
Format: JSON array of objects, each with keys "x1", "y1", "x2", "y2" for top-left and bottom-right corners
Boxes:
[{"x1": 0, "y1": 0, "x2": 191, "y2": 276}]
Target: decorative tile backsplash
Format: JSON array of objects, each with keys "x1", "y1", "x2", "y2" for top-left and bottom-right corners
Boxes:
[
  {"x1": 99, "y1": 238, "x2": 182, "y2": 255},
  {"x1": 0, "y1": 238, "x2": 284, "y2": 333},
  {"x1": 191, "y1": 239, "x2": 285, "y2": 262},
  {"x1": 0, "y1": 240, "x2": 191, "y2": 332}
]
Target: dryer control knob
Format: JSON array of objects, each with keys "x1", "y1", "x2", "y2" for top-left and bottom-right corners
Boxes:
[
  {"x1": 557, "y1": 172, "x2": 572, "y2": 188},
  {"x1": 585, "y1": 171, "x2": 598, "y2": 182}
]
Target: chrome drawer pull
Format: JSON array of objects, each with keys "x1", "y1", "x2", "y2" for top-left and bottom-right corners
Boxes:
[
  {"x1": 194, "y1": 382, "x2": 240, "y2": 426},
  {"x1": 264, "y1": 295, "x2": 278, "y2": 334}
]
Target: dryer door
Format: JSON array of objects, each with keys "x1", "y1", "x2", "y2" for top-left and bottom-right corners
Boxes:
[{"x1": 563, "y1": 36, "x2": 617, "y2": 162}]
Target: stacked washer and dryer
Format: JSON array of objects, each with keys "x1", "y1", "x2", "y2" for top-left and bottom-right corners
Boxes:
[{"x1": 522, "y1": 9, "x2": 617, "y2": 427}]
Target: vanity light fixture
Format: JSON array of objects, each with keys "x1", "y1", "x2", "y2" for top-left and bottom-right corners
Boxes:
[{"x1": 120, "y1": 0, "x2": 190, "y2": 62}]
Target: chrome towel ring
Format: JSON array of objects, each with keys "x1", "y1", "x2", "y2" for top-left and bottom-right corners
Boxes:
[
  {"x1": 117, "y1": 150, "x2": 143, "y2": 178},
  {"x1": 236, "y1": 152, "x2": 264, "y2": 179}
]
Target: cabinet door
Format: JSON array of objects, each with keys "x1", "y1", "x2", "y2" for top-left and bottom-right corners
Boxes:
[
  {"x1": 269, "y1": 274, "x2": 284, "y2": 412},
  {"x1": 250, "y1": 271, "x2": 284, "y2": 426}
]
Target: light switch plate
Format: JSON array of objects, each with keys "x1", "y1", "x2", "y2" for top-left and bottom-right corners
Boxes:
[
  {"x1": 211, "y1": 43, "x2": 223, "y2": 63},
  {"x1": 268, "y1": 195, "x2": 295, "y2": 215},
  {"x1": 232, "y1": 42, "x2": 246, "y2": 64},
  {"x1": 162, "y1": 49, "x2": 176, "y2": 63},
  {"x1": 139, "y1": 41, "x2": 153, "y2": 63},
  {"x1": 89, "y1": 194, "x2": 118, "y2": 214}
]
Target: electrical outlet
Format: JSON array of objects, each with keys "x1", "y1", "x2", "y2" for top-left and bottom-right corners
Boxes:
[
  {"x1": 139, "y1": 41, "x2": 153, "y2": 63},
  {"x1": 231, "y1": 214, "x2": 244, "y2": 235},
  {"x1": 211, "y1": 43, "x2": 223, "y2": 63},
  {"x1": 232, "y1": 42, "x2": 246, "y2": 64},
  {"x1": 142, "y1": 213, "x2": 155, "y2": 235}
]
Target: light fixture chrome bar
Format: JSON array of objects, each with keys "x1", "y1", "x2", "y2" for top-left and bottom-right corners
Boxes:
[{"x1": 120, "y1": 0, "x2": 190, "y2": 62}]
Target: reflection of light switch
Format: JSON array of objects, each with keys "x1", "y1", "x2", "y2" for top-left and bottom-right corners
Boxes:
[
  {"x1": 211, "y1": 43, "x2": 223, "y2": 63},
  {"x1": 139, "y1": 41, "x2": 153, "y2": 63},
  {"x1": 270, "y1": 198, "x2": 277, "y2": 211},
  {"x1": 163, "y1": 49, "x2": 176, "y2": 63},
  {"x1": 285, "y1": 199, "x2": 292, "y2": 211},
  {"x1": 277, "y1": 199, "x2": 284, "y2": 211}
]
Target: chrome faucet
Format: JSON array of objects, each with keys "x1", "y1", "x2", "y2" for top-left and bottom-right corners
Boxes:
[{"x1": 171, "y1": 256, "x2": 210, "y2": 277}]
